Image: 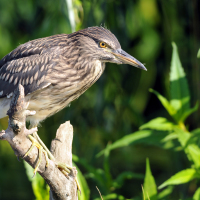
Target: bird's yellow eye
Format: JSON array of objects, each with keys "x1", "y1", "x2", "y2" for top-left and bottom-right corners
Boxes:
[{"x1": 99, "y1": 42, "x2": 107, "y2": 48}]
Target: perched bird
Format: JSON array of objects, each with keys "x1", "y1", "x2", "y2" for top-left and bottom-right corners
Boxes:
[{"x1": 0, "y1": 26, "x2": 146, "y2": 176}]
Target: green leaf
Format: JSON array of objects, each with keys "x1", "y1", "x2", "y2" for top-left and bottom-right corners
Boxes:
[
  {"x1": 24, "y1": 161, "x2": 49, "y2": 200},
  {"x1": 73, "y1": 155, "x2": 107, "y2": 188},
  {"x1": 169, "y1": 42, "x2": 190, "y2": 122},
  {"x1": 103, "y1": 143, "x2": 113, "y2": 189},
  {"x1": 161, "y1": 132, "x2": 177, "y2": 143},
  {"x1": 175, "y1": 128, "x2": 200, "y2": 168},
  {"x1": 144, "y1": 158, "x2": 157, "y2": 200},
  {"x1": 113, "y1": 171, "x2": 144, "y2": 189},
  {"x1": 72, "y1": 162, "x2": 90, "y2": 200},
  {"x1": 179, "y1": 102, "x2": 199, "y2": 122},
  {"x1": 157, "y1": 186, "x2": 173, "y2": 199},
  {"x1": 193, "y1": 187, "x2": 200, "y2": 200},
  {"x1": 197, "y1": 49, "x2": 200, "y2": 58},
  {"x1": 158, "y1": 168, "x2": 197, "y2": 189},
  {"x1": 149, "y1": 88, "x2": 177, "y2": 117},
  {"x1": 94, "y1": 193, "x2": 125, "y2": 200},
  {"x1": 191, "y1": 128, "x2": 200, "y2": 135},
  {"x1": 140, "y1": 117, "x2": 175, "y2": 131},
  {"x1": 97, "y1": 130, "x2": 168, "y2": 157}
]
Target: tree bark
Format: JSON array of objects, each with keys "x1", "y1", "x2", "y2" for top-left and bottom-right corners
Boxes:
[{"x1": 0, "y1": 84, "x2": 78, "y2": 200}]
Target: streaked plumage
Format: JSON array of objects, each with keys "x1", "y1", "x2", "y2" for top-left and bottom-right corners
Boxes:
[{"x1": 0, "y1": 26, "x2": 146, "y2": 127}]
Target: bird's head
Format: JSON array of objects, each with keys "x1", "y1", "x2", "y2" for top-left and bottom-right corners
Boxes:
[{"x1": 69, "y1": 26, "x2": 147, "y2": 71}]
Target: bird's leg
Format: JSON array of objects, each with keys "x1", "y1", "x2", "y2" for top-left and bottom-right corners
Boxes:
[
  {"x1": 31, "y1": 132, "x2": 73, "y2": 173},
  {"x1": 25, "y1": 128, "x2": 81, "y2": 191},
  {"x1": 57, "y1": 163, "x2": 81, "y2": 192},
  {"x1": 24, "y1": 134, "x2": 49, "y2": 177},
  {"x1": 32, "y1": 132, "x2": 81, "y2": 191},
  {"x1": 32, "y1": 132, "x2": 55, "y2": 161}
]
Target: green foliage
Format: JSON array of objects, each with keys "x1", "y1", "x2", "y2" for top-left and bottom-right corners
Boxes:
[
  {"x1": 140, "y1": 43, "x2": 200, "y2": 199},
  {"x1": 143, "y1": 159, "x2": 157, "y2": 200},
  {"x1": 94, "y1": 193, "x2": 126, "y2": 200},
  {"x1": 94, "y1": 43, "x2": 200, "y2": 199},
  {"x1": 24, "y1": 161, "x2": 49, "y2": 200},
  {"x1": 72, "y1": 160, "x2": 90, "y2": 200},
  {"x1": 150, "y1": 43, "x2": 198, "y2": 124},
  {"x1": 140, "y1": 117, "x2": 175, "y2": 131},
  {"x1": 97, "y1": 130, "x2": 168, "y2": 157},
  {"x1": 170, "y1": 43, "x2": 190, "y2": 121},
  {"x1": 194, "y1": 188, "x2": 200, "y2": 200},
  {"x1": 158, "y1": 168, "x2": 198, "y2": 189},
  {"x1": 197, "y1": 49, "x2": 200, "y2": 59},
  {"x1": 74, "y1": 154, "x2": 144, "y2": 200}
]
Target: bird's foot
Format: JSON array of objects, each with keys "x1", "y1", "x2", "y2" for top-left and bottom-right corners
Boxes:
[
  {"x1": 57, "y1": 163, "x2": 81, "y2": 193},
  {"x1": 24, "y1": 133, "x2": 81, "y2": 193},
  {"x1": 23, "y1": 134, "x2": 49, "y2": 177}
]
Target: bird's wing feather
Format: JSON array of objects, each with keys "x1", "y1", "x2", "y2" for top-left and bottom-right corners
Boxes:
[
  {"x1": 0, "y1": 34, "x2": 67, "y2": 67},
  {"x1": 0, "y1": 54, "x2": 56, "y2": 98},
  {"x1": 0, "y1": 35, "x2": 69, "y2": 98}
]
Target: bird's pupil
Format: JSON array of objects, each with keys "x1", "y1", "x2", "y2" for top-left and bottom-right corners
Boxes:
[{"x1": 100, "y1": 42, "x2": 105, "y2": 47}]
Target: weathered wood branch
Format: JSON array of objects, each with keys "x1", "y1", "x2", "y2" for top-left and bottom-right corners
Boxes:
[{"x1": 0, "y1": 84, "x2": 78, "y2": 200}]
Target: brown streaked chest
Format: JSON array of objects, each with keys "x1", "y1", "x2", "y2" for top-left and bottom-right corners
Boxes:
[{"x1": 28, "y1": 60, "x2": 105, "y2": 121}]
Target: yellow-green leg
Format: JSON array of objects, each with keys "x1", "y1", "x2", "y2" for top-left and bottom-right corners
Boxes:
[
  {"x1": 23, "y1": 134, "x2": 49, "y2": 176},
  {"x1": 32, "y1": 132, "x2": 55, "y2": 161},
  {"x1": 24, "y1": 131, "x2": 81, "y2": 192}
]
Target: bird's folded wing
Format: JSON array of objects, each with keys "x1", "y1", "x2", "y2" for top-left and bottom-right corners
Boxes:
[{"x1": 0, "y1": 54, "x2": 54, "y2": 98}]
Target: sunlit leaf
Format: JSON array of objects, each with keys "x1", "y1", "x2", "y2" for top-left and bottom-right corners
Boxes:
[
  {"x1": 170, "y1": 42, "x2": 190, "y2": 122},
  {"x1": 97, "y1": 130, "x2": 168, "y2": 157},
  {"x1": 149, "y1": 88, "x2": 176, "y2": 117},
  {"x1": 140, "y1": 117, "x2": 175, "y2": 131},
  {"x1": 72, "y1": 162, "x2": 90, "y2": 200},
  {"x1": 157, "y1": 186, "x2": 173, "y2": 199},
  {"x1": 192, "y1": 128, "x2": 200, "y2": 134},
  {"x1": 158, "y1": 168, "x2": 197, "y2": 189},
  {"x1": 193, "y1": 187, "x2": 200, "y2": 200},
  {"x1": 197, "y1": 49, "x2": 200, "y2": 58},
  {"x1": 191, "y1": 128, "x2": 200, "y2": 135},
  {"x1": 161, "y1": 132, "x2": 177, "y2": 142},
  {"x1": 144, "y1": 158, "x2": 157, "y2": 200},
  {"x1": 94, "y1": 193, "x2": 125, "y2": 200},
  {"x1": 24, "y1": 161, "x2": 49, "y2": 200},
  {"x1": 180, "y1": 102, "x2": 199, "y2": 122},
  {"x1": 175, "y1": 128, "x2": 200, "y2": 168}
]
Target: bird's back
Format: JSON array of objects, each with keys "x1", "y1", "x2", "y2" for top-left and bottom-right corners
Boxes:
[{"x1": 0, "y1": 34, "x2": 70, "y2": 98}]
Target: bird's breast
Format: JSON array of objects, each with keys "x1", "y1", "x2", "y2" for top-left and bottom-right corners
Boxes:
[
  {"x1": 27, "y1": 60, "x2": 105, "y2": 124},
  {"x1": 65, "y1": 59, "x2": 105, "y2": 100}
]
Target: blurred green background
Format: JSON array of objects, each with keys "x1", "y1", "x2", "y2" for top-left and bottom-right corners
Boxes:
[{"x1": 0, "y1": 0, "x2": 199, "y2": 199}]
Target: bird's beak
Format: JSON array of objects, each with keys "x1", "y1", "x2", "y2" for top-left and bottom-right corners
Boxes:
[{"x1": 111, "y1": 49, "x2": 147, "y2": 71}]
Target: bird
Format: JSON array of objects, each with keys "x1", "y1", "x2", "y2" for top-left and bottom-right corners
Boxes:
[{"x1": 0, "y1": 26, "x2": 146, "y2": 179}]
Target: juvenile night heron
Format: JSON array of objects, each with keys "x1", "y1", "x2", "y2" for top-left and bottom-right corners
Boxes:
[{"x1": 0, "y1": 26, "x2": 146, "y2": 179}]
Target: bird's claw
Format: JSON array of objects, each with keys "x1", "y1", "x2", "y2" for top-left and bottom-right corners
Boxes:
[
  {"x1": 24, "y1": 134, "x2": 81, "y2": 192},
  {"x1": 24, "y1": 134, "x2": 49, "y2": 177},
  {"x1": 57, "y1": 163, "x2": 81, "y2": 193}
]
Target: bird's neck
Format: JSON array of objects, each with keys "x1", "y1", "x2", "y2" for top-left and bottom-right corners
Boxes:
[{"x1": 77, "y1": 59, "x2": 105, "y2": 84}]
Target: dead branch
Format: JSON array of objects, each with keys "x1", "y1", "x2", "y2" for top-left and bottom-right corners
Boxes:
[{"x1": 0, "y1": 84, "x2": 77, "y2": 200}]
